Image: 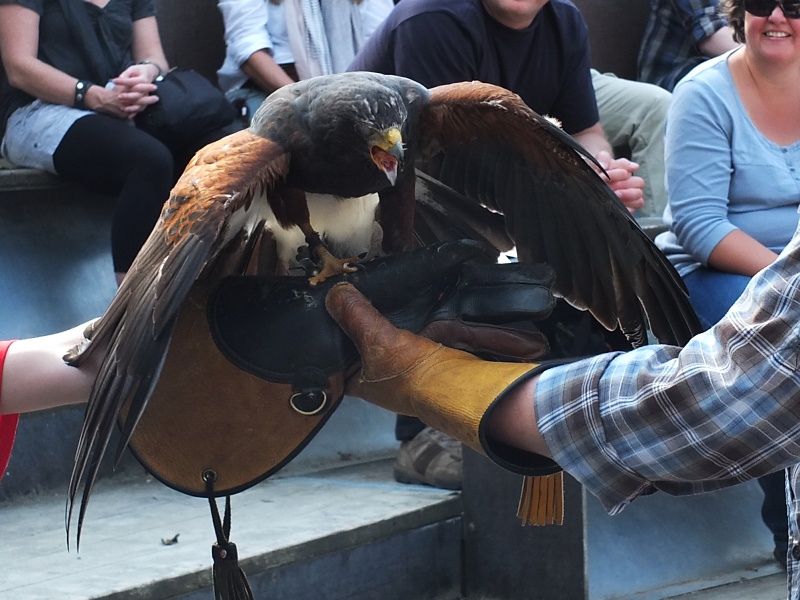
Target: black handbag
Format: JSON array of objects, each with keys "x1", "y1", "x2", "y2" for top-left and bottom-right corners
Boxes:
[{"x1": 134, "y1": 68, "x2": 237, "y2": 148}]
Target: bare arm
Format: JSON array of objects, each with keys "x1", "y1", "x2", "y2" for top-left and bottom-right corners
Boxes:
[
  {"x1": 217, "y1": 0, "x2": 290, "y2": 91},
  {"x1": 0, "y1": 4, "x2": 81, "y2": 107},
  {"x1": 485, "y1": 375, "x2": 551, "y2": 457},
  {"x1": 241, "y1": 48, "x2": 295, "y2": 94},
  {"x1": 698, "y1": 26, "x2": 740, "y2": 58},
  {"x1": 572, "y1": 122, "x2": 613, "y2": 157},
  {"x1": 0, "y1": 322, "x2": 99, "y2": 415},
  {"x1": 708, "y1": 229, "x2": 779, "y2": 276},
  {"x1": 130, "y1": 15, "x2": 169, "y2": 77},
  {"x1": 109, "y1": 16, "x2": 167, "y2": 116}
]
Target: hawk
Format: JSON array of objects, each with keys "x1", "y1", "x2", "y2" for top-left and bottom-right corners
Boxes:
[{"x1": 65, "y1": 71, "x2": 700, "y2": 539}]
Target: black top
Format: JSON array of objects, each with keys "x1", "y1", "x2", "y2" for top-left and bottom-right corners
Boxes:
[
  {"x1": 349, "y1": 0, "x2": 598, "y2": 135},
  {"x1": 0, "y1": 0, "x2": 154, "y2": 137}
]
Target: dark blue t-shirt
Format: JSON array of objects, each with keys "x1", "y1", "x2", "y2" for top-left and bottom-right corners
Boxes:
[{"x1": 349, "y1": 0, "x2": 598, "y2": 135}]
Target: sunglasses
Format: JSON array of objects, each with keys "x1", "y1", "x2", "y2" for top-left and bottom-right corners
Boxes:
[{"x1": 745, "y1": 0, "x2": 800, "y2": 18}]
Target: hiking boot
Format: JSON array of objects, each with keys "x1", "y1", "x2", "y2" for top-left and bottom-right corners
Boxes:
[{"x1": 393, "y1": 427, "x2": 463, "y2": 490}]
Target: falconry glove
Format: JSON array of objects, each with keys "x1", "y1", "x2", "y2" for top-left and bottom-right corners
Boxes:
[
  {"x1": 327, "y1": 281, "x2": 569, "y2": 526},
  {"x1": 417, "y1": 261, "x2": 556, "y2": 362}
]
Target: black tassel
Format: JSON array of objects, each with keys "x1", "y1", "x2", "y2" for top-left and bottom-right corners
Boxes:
[
  {"x1": 204, "y1": 470, "x2": 255, "y2": 600},
  {"x1": 212, "y1": 541, "x2": 254, "y2": 600}
]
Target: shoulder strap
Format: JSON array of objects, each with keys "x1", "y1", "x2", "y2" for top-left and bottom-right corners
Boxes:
[{"x1": 56, "y1": 0, "x2": 119, "y2": 83}]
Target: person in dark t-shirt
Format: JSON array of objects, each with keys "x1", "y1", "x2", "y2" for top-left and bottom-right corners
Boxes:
[{"x1": 350, "y1": 0, "x2": 671, "y2": 489}]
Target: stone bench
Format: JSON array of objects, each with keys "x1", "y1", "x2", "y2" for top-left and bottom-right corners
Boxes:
[{"x1": 0, "y1": 161, "x2": 65, "y2": 192}]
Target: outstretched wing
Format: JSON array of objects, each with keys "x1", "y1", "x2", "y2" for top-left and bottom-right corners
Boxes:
[
  {"x1": 411, "y1": 81, "x2": 700, "y2": 347},
  {"x1": 65, "y1": 129, "x2": 290, "y2": 545}
]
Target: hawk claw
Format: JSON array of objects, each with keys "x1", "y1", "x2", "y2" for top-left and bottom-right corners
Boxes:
[
  {"x1": 308, "y1": 248, "x2": 360, "y2": 286},
  {"x1": 62, "y1": 318, "x2": 101, "y2": 365}
]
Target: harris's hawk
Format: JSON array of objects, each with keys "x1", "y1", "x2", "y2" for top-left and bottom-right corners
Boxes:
[{"x1": 65, "y1": 71, "x2": 700, "y2": 540}]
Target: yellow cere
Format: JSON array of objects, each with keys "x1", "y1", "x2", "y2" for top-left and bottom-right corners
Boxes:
[{"x1": 379, "y1": 127, "x2": 402, "y2": 150}]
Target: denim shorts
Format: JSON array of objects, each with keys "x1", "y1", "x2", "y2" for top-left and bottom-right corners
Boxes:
[{"x1": 1, "y1": 100, "x2": 91, "y2": 173}]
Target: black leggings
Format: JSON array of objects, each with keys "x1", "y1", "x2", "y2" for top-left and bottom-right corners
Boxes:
[
  {"x1": 52, "y1": 114, "x2": 239, "y2": 272},
  {"x1": 53, "y1": 114, "x2": 174, "y2": 273}
]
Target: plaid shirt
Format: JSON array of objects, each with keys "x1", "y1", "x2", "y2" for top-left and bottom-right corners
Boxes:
[
  {"x1": 638, "y1": 0, "x2": 729, "y2": 91},
  {"x1": 535, "y1": 225, "x2": 800, "y2": 596}
]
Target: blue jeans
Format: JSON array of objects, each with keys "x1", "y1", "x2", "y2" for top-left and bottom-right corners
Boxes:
[
  {"x1": 225, "y1": 87, "x2": 268, "y2": 126},
  {"x1": 683, "y1": 267, "x2": 789, "y2": 551},
  {"x1": 682, "y1": 267, "x2": 751, "y2": 330}
]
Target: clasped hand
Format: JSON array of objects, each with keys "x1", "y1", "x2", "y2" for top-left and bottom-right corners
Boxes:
[
  {"x1": 95, "y1": 64, "x2": 161, "y2": 119},
  {"x1": 593, "y1": 150, "x2": 645, "y2": 214}
]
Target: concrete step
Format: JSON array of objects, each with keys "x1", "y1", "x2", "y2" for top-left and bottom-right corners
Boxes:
[
  {"x1": 0, "y1": 459, "x2": 462, "y2": 600},
  {"x1": 2, "y1": 457, "x2": 788, "y2": 600},
  {"x1": 585, "y1": 479, "x2": 782, "y2": 600},
  {"x1": 667, "y1": 572, "x2": 786, "y2": 600}
]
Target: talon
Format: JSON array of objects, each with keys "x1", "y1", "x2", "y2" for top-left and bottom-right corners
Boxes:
[
  {"x1": 308, "y1": 247, "x2": 360, "y2": 285},
  {"x1": 83, "y1": 317, "x2": 100, "y2": 341}
]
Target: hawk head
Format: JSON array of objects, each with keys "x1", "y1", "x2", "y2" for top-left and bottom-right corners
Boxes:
[{"x1": 365, "y1": 125, "x2": 404, "y2": 185}]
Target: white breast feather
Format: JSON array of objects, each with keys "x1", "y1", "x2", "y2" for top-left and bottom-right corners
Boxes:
[{"x1": 261, "y1": 192, "x2": 381, "y2": 272}]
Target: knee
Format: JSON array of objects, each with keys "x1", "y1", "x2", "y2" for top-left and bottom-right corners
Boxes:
[
  {"x1": 643, "y1": 88, "x2": 671, "y2": 123},
  {"x1": 628, "y1": 91, "x2": 671, "y2": 151},
  {"x1": 127, "y1": 139, "x2": 174, "y2": 186},
  {"x1": 635, "y1": 87, "x2": 671, "y2": 132}
]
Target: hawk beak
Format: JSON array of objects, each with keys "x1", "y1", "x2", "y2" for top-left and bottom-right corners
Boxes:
[{"x1": 370, "y1": 127, "x2": 404, "y2": 186}]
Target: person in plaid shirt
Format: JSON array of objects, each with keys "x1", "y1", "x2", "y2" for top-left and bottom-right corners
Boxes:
[
  {"x1": 638, "y1": 0, "x2": 739, "y2": 90},
  {"x1": 327, "y1": 211, "x2": 800, "y2": 597}
]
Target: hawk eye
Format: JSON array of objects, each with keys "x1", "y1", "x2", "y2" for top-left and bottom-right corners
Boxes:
[{"x1": 355, "y1": 122, "x2": 372, "y2": 137}]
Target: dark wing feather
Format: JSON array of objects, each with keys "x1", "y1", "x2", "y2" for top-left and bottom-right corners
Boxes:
[
  {"x1": 65, "y1": 130, "x2": 290, "y2": 546},
  {"x1": 413, "y1": 81, "x2": 701, "y2": 347},
  {"x1": 414, "y1": 171, "x2": 512, "y2": 256}
]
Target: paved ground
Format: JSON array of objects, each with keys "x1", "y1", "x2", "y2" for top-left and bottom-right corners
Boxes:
[
  {"x1": 670, "y1": 571, "x2": 786, "y2": 600},
  {"x1": 0, "y1": 459, "x2": 459, "y2": 600},
  {"x1": 1, "y1": 456, "x2": 788, "y2": 600}
]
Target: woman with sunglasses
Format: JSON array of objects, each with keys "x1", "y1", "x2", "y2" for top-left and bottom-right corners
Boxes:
[{"x1": 653, "y1": 0, "x2": 800, "y2": 568}]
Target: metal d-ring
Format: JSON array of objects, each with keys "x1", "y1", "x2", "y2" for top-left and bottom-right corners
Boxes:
[{"x1": 289, "y1": 390, "x2": 328, "y2": 415}]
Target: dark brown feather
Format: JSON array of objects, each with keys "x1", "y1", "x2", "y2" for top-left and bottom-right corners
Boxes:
[
  {"x1": 410, "y1": 81, "x2": 701, "y2": 347},
  {"x1": 65, "y1": 73, "x2": 429, "y2": 545}
]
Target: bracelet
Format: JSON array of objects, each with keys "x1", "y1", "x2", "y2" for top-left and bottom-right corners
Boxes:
[
  {"x1": 136, "y1": 60, "x2": 165, "y2": 79},
  {"x1": 73, "y1": 80, "x2": 95, "y2": 110}
]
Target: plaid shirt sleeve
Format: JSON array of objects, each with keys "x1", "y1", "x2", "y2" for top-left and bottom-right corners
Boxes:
[
  {"x1": 534, "y1": 229, "x2": 800, "y2": 516},
  {"x1": 639, "y1": 0, "x2": 730, "y2": 90},
  {"x1": 680, "y1": 0, "x2": 729, "y2": 44}
]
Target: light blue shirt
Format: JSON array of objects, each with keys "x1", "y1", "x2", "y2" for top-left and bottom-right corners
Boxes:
[{"x1": 655, "y1": 49, "x2": 800, "y2": 277}]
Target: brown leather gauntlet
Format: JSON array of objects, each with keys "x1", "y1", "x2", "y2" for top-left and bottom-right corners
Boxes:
[{"x1": 326, "y1": 282, "x2": 565, "y2": 525}]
